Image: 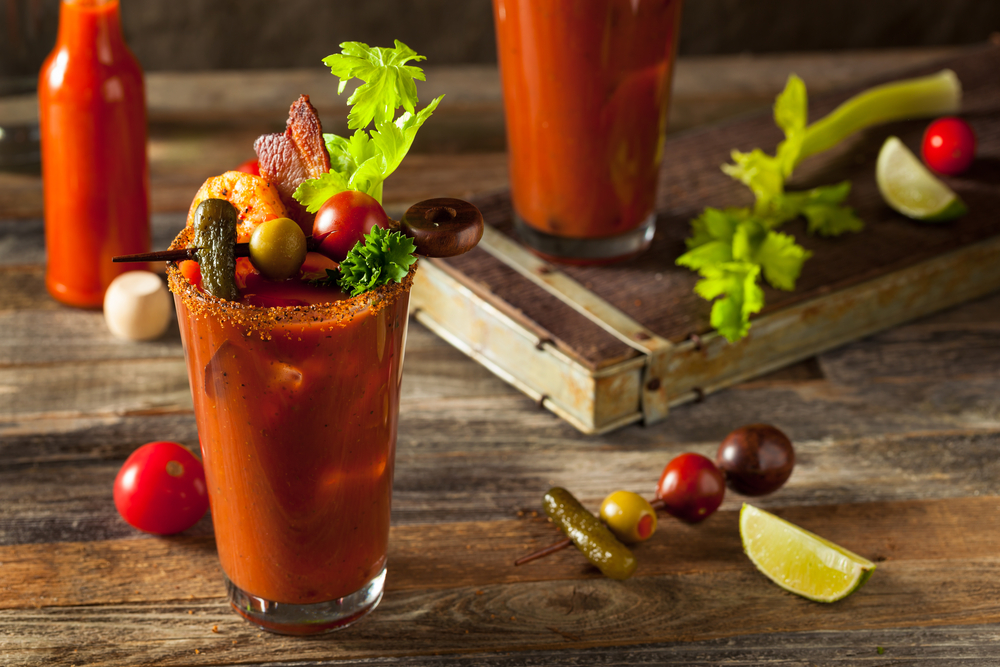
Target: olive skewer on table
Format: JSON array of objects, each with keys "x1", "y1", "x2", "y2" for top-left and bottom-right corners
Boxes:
[
  {"x1": 515, "y1": 497, "x2": 667, "y2": 566},
  {"x1": 516, "y1": 426, "x2": 796, "y2": 576}
]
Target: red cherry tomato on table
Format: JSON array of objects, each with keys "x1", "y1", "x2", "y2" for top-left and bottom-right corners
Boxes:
[
  {"x1": 235, "y1": 158, "x2": 260, "y2": 176},
  {"x1": 921, "y1": 117, "x2": 976, "y2": 176},
  {"x1": 312, "y1": 190, "x2": 391, "y2": 262},
  {"x1": 655, "y1": 452, "x2": 726, "y2": 524},
  {"x1": 113, "y1": 441, "x2": 209, "y2": 535}
]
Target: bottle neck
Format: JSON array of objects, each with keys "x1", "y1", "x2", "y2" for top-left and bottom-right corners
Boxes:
[{"x1": 57, "y1": 0, "x2": 126, "y2": 64}]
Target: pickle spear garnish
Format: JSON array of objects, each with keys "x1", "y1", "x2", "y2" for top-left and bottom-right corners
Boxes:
[
  {"x1": 192, "y1": 199, "x2": 240, "y2": 301},
  {"x1": 543, "y1": 487, "x2": 637, "y2": 580}
]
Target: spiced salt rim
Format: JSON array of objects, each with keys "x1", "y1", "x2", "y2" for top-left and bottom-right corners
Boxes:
[{"x1": 165, "y1": 225, "x2": 416, "y2": 339}]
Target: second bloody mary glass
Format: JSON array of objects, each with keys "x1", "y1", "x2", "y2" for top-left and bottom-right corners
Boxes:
[
  {"x1": 167, "y1": 226, "x2": 412, "y2": 635},
  {"x1": 493, "y1": 0, "x2": 683, "y2": 263}
]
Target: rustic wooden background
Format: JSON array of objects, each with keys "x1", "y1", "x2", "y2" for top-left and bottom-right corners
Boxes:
[
  {"x1": 3, "y1": 0, "x2": 999, "y2": 84},
  {"x1": 2, "y1": 46, "x2": 1000, "y2": 664}
]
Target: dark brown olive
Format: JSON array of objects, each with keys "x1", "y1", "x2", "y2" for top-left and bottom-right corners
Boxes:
[
  {"x1": 400, "y1": 198, "x2": 483, "y2": 257},
  {"x1": 716, "y1": 424, "x2": 795, "y2": 496}
]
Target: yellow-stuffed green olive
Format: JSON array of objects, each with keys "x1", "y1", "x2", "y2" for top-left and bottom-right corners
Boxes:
[
  {"x1": 248, "y1": 217, "x2": 308, "y2": 281},
  {"x1": 600, "y1": 490, "x2": 657, "y2": 544}
]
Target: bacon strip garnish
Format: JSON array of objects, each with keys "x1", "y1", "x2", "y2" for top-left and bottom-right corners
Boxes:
[{"x1": 254, "y1": 95, "x2": 331, "y2": 233}]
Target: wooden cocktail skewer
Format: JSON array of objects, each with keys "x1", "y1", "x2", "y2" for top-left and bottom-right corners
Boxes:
[
  {"x1": 514, "y1": 497, "x2": 665, "y2": 566},
  {"x1": 115, "y1": 241, "x2": 286, "y2": 263},
  {"x1": 113, "y1": 197, "x2": 484, "y2": 263}
]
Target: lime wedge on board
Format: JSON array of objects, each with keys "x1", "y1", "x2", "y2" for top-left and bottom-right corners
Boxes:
[
  {"x1": 740, "y1": 504, "x2": 875, "y2": 603},
  {"x1": 876, "y1": 135, "x2": 967, "y2": 222}
]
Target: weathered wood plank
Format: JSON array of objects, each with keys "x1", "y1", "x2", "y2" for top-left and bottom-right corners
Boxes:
[
  {"x1": 0, "y1": 214, "x2": 186, "y2": 269},
  {"x1": 3, "y1": 495, "x2": 1000, "y2": 609},
  {"x1": 0, "y1": 309, "x2": 182, "y2": 366},
  {"x1": 0, "y1": 358, "x2": 192, "y2": 419},
  {"x1": 0, "y1": 265, "x2": 57, "y2": 312},
  {"x1": 3, "y1": 554, "x2": 1000, "y2": 665},
  {"x1": 76, "y1": 623, "x2": 1000, "y2": 666},
  {"x1": 2, "y1": 393, "x2": 999, "y2": 543}
]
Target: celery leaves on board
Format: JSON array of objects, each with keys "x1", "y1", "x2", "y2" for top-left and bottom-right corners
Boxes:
[
  {"x1": 678, "y1": 69, "x2": 960, "y2": 342},
  {"x1": 311, "y1": 226, "x2": 418, "y2": 297},
  {"x1": 293, "y1": 40, "x2": 444, "y2": 211}
]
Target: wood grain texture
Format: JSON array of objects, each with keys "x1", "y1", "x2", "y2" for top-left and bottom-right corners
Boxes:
[
  {"x1": 4, "y1": 554, "x2": 1000, "y2": 664},
  {"x1": 7, "y1": 495, "x2": 1000, "y2": 609},
  {"x1": 2, "y1": 421, "x2": 999, "y2": 545}
]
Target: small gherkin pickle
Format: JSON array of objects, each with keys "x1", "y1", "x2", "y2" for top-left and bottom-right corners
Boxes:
[
  {"x1": 543, "y1": 487, "x2": 637, "y2": 580},
  {"x1": 192, "y1": 199, "x2": 240, "y2": 301}
]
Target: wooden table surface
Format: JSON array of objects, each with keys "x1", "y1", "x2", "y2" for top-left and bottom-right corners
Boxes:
[{"x1": 3, "y1": 48, "x2": 1000, "y2": 665}]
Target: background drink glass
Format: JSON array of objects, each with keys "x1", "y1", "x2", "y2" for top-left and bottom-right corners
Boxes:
[
  {"x1": 167, "y1": 234, "x2": 412, "y2": 635},
  {"x1": 492, "y1": 0, "x2": 683, "y2": 263}
]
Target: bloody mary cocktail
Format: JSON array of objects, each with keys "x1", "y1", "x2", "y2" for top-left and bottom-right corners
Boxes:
[
  {"x1": 493, "y1": 0, "x2": 682, "y2": 262},
  {"x1": 167, "y1": 225, "x2": 411, "y2": 635}
]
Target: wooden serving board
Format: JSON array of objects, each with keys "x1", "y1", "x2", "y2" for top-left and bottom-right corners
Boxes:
[{"x1": 410, "y1": 45, "x2": 1000, "y2": 434}]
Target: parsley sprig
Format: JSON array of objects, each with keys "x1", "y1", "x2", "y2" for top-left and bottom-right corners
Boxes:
[
  {"x1": 679, "y1": 70, "x2": 960, "y2": 342},
  {"x1": 293, "y1": 40, "x2": 443, "y2": 210},
  {"x1": 313, "y1": 226, "x2": 417, "y2": 297}
]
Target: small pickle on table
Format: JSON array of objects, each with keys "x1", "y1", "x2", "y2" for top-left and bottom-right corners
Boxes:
[{"x1": 543, "y1": 487, "x2": 637, "y2": 580}]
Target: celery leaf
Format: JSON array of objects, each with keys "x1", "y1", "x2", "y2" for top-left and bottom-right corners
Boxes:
[
  {"x1": 680, "y1": 72, "x2": 878, "y2": 342},
  {"x1": 292, "y1": 171, "x2": 349, "y2": 214},
  {"x1": 694, "y1": 262, "x2": 764, "y2": 343},
  {"x1": 755, "y1": 230, "x2": 812, "y2": 291},
  {"x1": 294, "y1": 42, "x2": 440, "y2": 231},
  {"x1": 323, "y1": 40, "x2": 427, "y2": 130}
]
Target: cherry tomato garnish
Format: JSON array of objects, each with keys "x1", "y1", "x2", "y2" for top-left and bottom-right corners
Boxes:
[
  {"x1": 235, "y1": 158, "x2": 260, "y2": 176},
  {"x1": 113, "y1": 441, "x2": 209, "y2": 535},
  {"x1": 655, "y1": 453, "x2": 725, "y2": 524},
  {"x1": 716, "y1": 424, "x2": 795, "y2": 496},
  {"x1": 921, "y1": 117, "x2": 976, "y2": 176},
  {"x1": 312, "y1": 190, "x2": 391, "y2": 262}
]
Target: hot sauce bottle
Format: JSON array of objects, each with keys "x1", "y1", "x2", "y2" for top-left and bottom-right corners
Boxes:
[{"x1": 38, "y1": 0, "x2": 150, "y2": 308}]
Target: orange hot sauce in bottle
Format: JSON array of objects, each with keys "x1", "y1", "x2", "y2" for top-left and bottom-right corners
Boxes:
[{"x1": 38, "y1": 0, "x2": 150, "y2": 308}]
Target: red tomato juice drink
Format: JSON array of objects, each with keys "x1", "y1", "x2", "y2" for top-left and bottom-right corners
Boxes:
[
  {"x1": 492, "y1": 0, "x2": 682, "y2": 263},
  {"x1": 167, "y1": 226, "x2": 412, "y2": 635}
]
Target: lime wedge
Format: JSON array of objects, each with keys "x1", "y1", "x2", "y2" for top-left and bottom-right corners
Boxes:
[
  {"x1": 876, "y1": 135, "x2": 967, "y2": 222},
  {"x1": 740, "y1": 504, "x2": 875, "y2": 603}
]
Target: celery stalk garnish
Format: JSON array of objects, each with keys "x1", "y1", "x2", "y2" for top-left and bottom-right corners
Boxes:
[
  {"x1": 293, "y1": 40, "x2": 443, "y2": 211},
  {"x1": 678, "y1": 69, "x2": 961, "y2": 343},
  {"x1": 798, "y1": 70, "x2": 961, "y2": 163}
]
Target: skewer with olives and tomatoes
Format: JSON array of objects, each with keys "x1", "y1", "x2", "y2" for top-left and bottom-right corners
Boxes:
[{"x1": 516, "y1": 423, "x2": 796, "y2": 578}]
